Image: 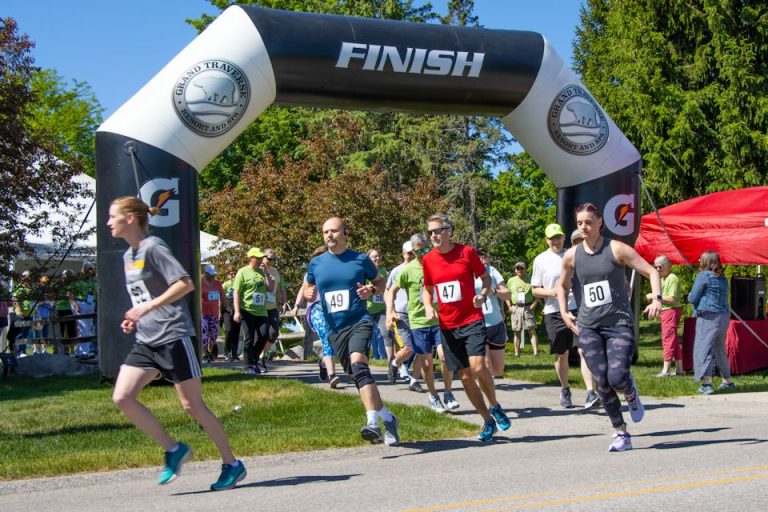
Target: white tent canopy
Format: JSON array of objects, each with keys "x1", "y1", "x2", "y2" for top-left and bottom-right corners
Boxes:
[{"x1": 17, "y1": 174, "x2": 240, "y2": 268}]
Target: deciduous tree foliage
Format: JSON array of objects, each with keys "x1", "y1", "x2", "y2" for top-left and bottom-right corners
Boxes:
[
  {"x1": 0, "y1": 18, "x2": 94, "y2": 281},
  {"x1": 202, "y1": 113, "x2": 445, "y2": 287},
  {"x1": 574, "y1": 0, "x2": 768, "y2": 205}
]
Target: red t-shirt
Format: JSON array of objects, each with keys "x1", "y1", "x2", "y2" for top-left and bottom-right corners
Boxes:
[
  {"x1": 201, "y1": 278, "x2": 225, "y2": 317},
  {"x1": 422, "y1": 243, "x2": 486, "y2": 329}
]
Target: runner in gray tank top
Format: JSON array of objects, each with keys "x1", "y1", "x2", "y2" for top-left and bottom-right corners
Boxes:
[
  {"x1": 557, "y1": 202, "x2": 662, "y2": 453},
  {"x1": 108, "y1": 196, "x2": 246, "y2": 490}
]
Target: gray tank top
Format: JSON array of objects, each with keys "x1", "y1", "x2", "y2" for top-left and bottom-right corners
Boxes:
[{"x1": 574, "y1": 237, "x2": 633, "y2": 329}]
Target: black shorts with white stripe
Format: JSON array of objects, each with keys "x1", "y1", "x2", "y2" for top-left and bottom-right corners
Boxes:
[{"x1": 122, "y1": 336, "x2": 202, "y2": 383}]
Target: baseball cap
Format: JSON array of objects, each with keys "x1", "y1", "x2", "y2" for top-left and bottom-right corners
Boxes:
[
  {"x1": 247, "y1": 247, "x2": 266, "y2": 259},
  {"x1": 204, "y1": 264, "x2": 217, "y2": 276},
  {"x1": 571, "y1": 229, "x2": 583, "y2": 244},
  {"x1": 82, "y1": 261, "x2": 95, "y2": 270},
  {"x1": 545, "y1": 223, "x2": 565, "y2": 239},
  {"x1": 514, "y1": 261, "x2": 526, "y2": 269},
  {"x1": 402, "y1": 241, "x2": 413, "y2": 253}
]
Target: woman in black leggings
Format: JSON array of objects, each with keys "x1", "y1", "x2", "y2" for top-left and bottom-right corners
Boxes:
[{"x1": 557, "y1": 202, "x2": 661, "y2": 452}]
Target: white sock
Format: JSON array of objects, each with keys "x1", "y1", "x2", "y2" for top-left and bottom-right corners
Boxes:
[
  {"x1": 366, "y1": 410, "x2": 377, "y2": 425},
  {"x1": 410, "y1": 377, "x2": 418, "y2": 385},
  {"x1": 391, "y1": 359, "x2": 398, "y2": 367},
  {"x1": 377, "y1": 406, "x2": 393, "y2": 422}
]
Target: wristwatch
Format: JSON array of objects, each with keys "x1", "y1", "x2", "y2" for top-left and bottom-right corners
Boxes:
[{"x1": 654, "y1": 294, "x2": 662, "y2": 301}]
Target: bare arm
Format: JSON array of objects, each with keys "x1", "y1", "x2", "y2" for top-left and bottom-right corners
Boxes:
[
  {"x1": 123, "y1": 277, "x2": 194, "y2": 329},
  {"x1": 612, "y1": 240, "x2": 662, "y2": 318},
  {"x1": 557, "y1": 248, "x2": 578, "y2": 333}
]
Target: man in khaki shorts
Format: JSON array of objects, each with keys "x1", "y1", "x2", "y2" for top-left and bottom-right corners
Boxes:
[{"x1": 505, "y1": 262, "x2": 539, "y2": 357}]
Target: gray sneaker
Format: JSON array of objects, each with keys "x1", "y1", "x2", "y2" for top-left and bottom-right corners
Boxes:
[
  {"x1": 560, "y1": 387, "x2": 573, "y2": 408},
  {"x1": 584, "y1": 390, "x2": 601, "y2": 410},
  {"x1": 360, "y1": 423, "x2": 383, "y2": 444},
  {"x1": 428, "y1": 395, "x2": 446, "y2": 414},
  {"x1": 625, "y1": 375, "x2": 644, "y2": 423},
  {"x1": 409, "y1": 380, "x2": 425, "y2": 393},
  {"x1": 443, "y1": 392, "x2": 460, "y2": 411},
  {"x1": 383, "y1": 415, "x2": 400, "y2": 446}
]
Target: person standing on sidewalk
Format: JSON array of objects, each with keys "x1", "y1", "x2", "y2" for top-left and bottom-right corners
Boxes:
[
  {"x1": 421, "y1": 214, "x2": 511, "y2": 442},
  {"x1": 233, "y1": 247, "x2": 270, "y2": 375},
  {"x1": 200, "y1": 264, "x2": 224, "y2": 362},
  {"x1": 107, "y1": 196, "x2": 245, "y2": 490},
  {"x1": 305, "y1": 217, "x2": 400, "y2": 446},
  {"x1": 557, "y1": 202, "x2": 662, "y2": 452},
  {"x1": 505, "y1": 262, "x2": 539, "y2": 357},
  {"x1": 688, "y1": 250, "x2": 734, "y2": 394}
]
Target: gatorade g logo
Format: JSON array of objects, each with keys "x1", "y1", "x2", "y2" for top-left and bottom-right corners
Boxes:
[
  {"x1": 139, "y1": 178, "x2": 180, "y2": 228},
  {"x1": 604, "y1": 194, "x2": 635, "y2": 237}
]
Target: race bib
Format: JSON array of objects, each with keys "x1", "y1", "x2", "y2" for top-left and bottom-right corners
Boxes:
[
  {"x1": 517, "y1": 291, "x2": 526, "y2": 305},
  {"x1": 207, "y1": 290, "x2": 220, "y2": 301},
  {"x1": 252, "y1": 292, "x2": 265, "y2": 306},
  {"x1": 481, "y1": 297, "x2": 494, "y2": 315},
  {"x1": 325, "y1": 290, "x2": 350, "y2": 313},
  {"x1": 372, "y1": 293, "x2": 384, "y2": 304},
  {"x1": 267, "y1": 292, "x2": 277, "y2": 304},
  {"x1": 126, "y1": 280, "x2": 151, "y2": 307},
  {"x1": 583, "y1": 280, "x2": 612, "y2": 308},
  {"x1": 437, "y1": 280, "x2": 462, "y2": 303}
]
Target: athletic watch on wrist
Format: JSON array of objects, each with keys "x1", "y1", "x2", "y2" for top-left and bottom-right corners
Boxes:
[{"x1": 654, "y1": 294, "x2": 662, "y2": 301}]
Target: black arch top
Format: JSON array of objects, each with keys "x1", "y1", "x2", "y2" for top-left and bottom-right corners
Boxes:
[{"x1": 242, "y1": 6, "x2": 545, "y2": 116}]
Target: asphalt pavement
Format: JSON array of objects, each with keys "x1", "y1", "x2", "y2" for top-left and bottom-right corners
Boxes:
[{"x1": 3, "y1": 359, "x2": 768, "y2": 511}]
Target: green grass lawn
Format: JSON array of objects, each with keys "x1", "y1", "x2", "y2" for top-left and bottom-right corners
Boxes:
[
  {"x1": 501, "y1": 319, "x2": 768, "y2": 397},
  {"x1": 0, "y1": 368, "x2": 474, "y2": 480}
]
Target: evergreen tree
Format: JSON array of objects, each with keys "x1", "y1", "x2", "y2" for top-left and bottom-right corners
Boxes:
[{"x1": 574, "y1": 0, "x2": 768, "y2": 205}]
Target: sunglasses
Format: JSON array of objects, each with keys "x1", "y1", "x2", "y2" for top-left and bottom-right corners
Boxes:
[{"x1": 428, "y1": 227, "x2": 449, "y2": 236}]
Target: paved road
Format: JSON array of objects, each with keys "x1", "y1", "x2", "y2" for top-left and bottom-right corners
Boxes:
[{"x1": 3, "y1": 360, "x2": 768, "y2": 511}]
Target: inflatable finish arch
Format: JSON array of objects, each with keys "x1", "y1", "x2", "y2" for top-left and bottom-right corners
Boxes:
[{"x1": 96, "y1": 5, "x2": 641, "y2": 378}]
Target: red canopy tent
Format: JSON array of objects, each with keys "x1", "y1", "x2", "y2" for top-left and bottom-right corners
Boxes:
[{"x1": 634, "y1": 186, "x2": 768, "y2": 265}]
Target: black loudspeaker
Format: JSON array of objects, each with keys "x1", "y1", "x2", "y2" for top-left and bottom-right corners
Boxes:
[{"x1": 731, "y1": 276, "x2": 766, "y2": 321}]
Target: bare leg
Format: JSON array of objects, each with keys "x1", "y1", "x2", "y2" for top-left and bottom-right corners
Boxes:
[
  {"x1": 437, "y1": 344, "x2": 454, "y2": 392},
  {"x1": 470, "y1": 355, "x2": 499, "y2": 407},
  {"x1": 112, "y1": 365, "x2": 175, "y2": 451},
  {"x1": 578, "y1": 348, "x2": 595, "y2": 392},
  {"x1": 416, "y1": 354, "x2": 438, "y2": 395},
  {"x1": 485, "y1": 348, "x2": 505, "y2": 377},
  {"x1": 458, "y1": 365, "x2": 491, "y2": 420},
  {"x1": 528, "y1": 329, "x2": 539, "y2": 356},
  {"x1": 512, "y1": 332, "x2": 521, "y2": 356},
  {"x1": 554, "y1": 352, "x2": 569, "y2": 388},
  {"x1": 175, "y1": 378, "x2": 235, "y2": 464}
]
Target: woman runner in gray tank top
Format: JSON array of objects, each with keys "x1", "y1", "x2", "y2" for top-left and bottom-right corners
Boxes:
[
  {"x1": 556, "y1": 202, "x2": 662, "y2": 453},
  {"x1": 108, "y1": 196, "x2": 246, "y2": 490}
]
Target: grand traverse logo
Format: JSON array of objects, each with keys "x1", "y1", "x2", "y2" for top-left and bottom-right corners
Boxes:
[
  {"x1": 548, "y1": 84, "x2": 609, "y2": 155},
  {"x1": 172, "y1": 60, "x2": 250, "y2": 137}
]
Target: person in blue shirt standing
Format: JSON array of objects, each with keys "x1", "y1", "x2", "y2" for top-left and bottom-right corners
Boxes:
[
  {"x1": 688, "y1": 250, "x2": 734, "y2": 395},
  {"x1": 305, "y1": 217, "x2": 400, "y2": 446}
]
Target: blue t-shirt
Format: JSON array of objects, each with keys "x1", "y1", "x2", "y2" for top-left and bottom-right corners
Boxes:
[{"x1": 306, "y1": 249, "x2": 378, "y2": 331}]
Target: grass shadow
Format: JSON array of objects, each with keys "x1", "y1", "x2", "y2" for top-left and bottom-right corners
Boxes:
[{"x1": 10, "y1": 422, "x2": 133, "y2": 439}]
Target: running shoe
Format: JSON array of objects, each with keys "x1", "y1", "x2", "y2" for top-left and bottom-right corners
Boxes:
[
  {"x1": 626, "y1": 375, "x2": 644, "y2": 423},
  {"x1": 398, "y1": 364, "x2": 412, "y2": 381},
  {"x1": 383, "y1": 415, "x2": 400, "y2": 446},
  {"x1": 717, "y1": 382, "x2": 736, "y2": 391},
  {"x1": 559, "y1": 387, "x2": 573, "y2": 408},
  {"x1": 260, "y1": 358, "x2": 269, "y2": 372},
  {"x1": 608, "y1": 432, "x2": 632, "y2": 452},
  {"x1": 489, "y1": 404, "x2": 511, "y2": 431},
  {"x1": 428, "y1": 395, "x2": 446, "y2": 414},
  {"x1": 478, "y1": 418, "x2": 497, "y2": 442},
  {"x1": 244, "y1": 365, "x2": 261, "y2": 376},
  {"x1": 210, "y1": 460, "x2": 247, "y2": 491},
  {"x1": 360, "y1": 422, "x2": 383, "y2": 444},
  {"x1": 443, "y1": 392, "x2": 460, "y2": 411},
  {"x1": 157, "y1": 442, "x2": 192, "y2": 485},
  {"x1": 409, "y1": 380, "x2": 425, "y2": 393},
  {"x1": 318, "y1": 359, "x2": 328, "y2": 381},
  {"x1": 584, "y1": 390, "x2": 601, "y2": 410},
  {"x1": 329, "y1": 374, "x2": 341, "y2": 389},
  {"x1": 388, "y1": 358, "x2": 398, "y2": 384},
  {"x1": 697, "y1": 384, "x2": 715, "y2": 395}
]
